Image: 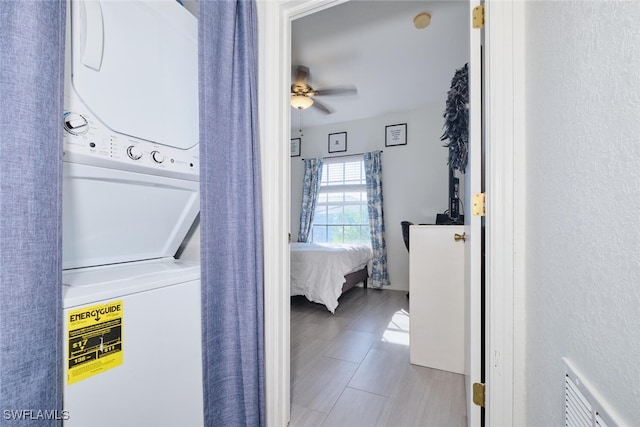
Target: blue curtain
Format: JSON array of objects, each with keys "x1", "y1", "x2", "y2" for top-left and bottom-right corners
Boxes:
[
  {"x1": 199, "y1": 0, "x2": 264, "y2": 426},
  {"x1": 0, "y1": 1, "x2": 65, "y2": 424},
  {"x1": 298, "y1": 158, "x2": 323, "y2": 243},
  {"x1": 364, "y1": 151, "x2": 390, "y2": 288}
]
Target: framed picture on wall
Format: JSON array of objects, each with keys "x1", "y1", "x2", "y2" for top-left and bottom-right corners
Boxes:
[
  {"x1": 291, "y1": 138, "x2": 301, "y2": 157},
  {"x1": 385, "y1": 123, "x2": 407, "y2": 147},
  {"x1": 328, "y1": 132, "x2": 347, "y2": 153}
]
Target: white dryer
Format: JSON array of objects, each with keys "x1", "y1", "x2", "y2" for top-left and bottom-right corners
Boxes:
[{"x1": 62, "y1": 1, "x2": 203, "y2": 426}]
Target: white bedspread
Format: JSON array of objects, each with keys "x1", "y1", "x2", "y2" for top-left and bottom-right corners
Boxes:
[{"x1": 290, "y1": 242, "x2": 373, "y2": 313}]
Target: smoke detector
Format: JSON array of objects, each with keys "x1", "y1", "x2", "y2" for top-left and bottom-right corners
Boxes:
[{"x1": 413, "y1": 12, "x2": 431, "y2": 29}]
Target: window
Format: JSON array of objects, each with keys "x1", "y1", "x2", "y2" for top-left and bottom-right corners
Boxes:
[{"x1": 311, "y1": 158, "x2": 370, "y2": 245}]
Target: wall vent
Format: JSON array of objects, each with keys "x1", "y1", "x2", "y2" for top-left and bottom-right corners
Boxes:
[{"x1": 564, "y1": 358, "x2": 621, "y2": 427}]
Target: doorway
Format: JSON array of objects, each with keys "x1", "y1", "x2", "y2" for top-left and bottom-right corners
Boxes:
[
  {"x1": 257, "y1": 1, "x2": 522, "y2": 426},
  {"x1": 288, "y1": 0, "x2": 472, "y2": 425}
]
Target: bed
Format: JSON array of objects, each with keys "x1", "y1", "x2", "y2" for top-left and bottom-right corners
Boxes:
[{"x1": 290, "y1": 242, "x2": 373, "y2": 313}]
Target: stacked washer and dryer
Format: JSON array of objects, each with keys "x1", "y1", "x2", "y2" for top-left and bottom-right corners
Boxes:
[{"x1": 62, "y1": 1, "x2": 203, "y2": 426}]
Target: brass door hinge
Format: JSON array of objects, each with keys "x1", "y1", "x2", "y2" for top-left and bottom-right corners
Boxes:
[
  {"x1": 472, "y1": 193, "x2": 486, "y2": 217},
  {"x1": 472, "y1": 5, "x2": 485, "y2": 29},
  {"x1": 473, "y1": 382, "x2": 485, "y2": 407}
]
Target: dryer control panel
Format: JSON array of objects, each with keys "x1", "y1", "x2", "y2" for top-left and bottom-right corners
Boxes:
[{"x1": 63, "y1": 109, "x2": 199, "y2": 182}]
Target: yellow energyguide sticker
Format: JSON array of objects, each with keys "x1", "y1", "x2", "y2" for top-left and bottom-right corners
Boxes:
[{"x1": 67, "y1": 300, "x2": 123, "y2": 385}]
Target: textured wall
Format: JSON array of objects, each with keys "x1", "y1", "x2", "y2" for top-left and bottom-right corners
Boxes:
[{"x1": 525, "y1": 1, "x2": 640, "y2": 425}]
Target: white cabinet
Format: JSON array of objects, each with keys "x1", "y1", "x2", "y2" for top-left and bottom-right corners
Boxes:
[{"x1": 409, "y1": 225, "x2": 466, "y2": 374}]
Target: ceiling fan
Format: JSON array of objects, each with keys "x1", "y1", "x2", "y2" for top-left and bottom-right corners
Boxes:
[{"x1": 290, "y1": 65, "x2": 357, "y2": 114}]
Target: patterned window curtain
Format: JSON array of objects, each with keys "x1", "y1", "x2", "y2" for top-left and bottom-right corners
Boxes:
[
  {"x1": 297, "y1": 158, "x2": 323, "y2": 243},
  {"x1": 364, "y1": 151, "x2": 391, "y2": 288},
  {"x1": 199, "y1": 0, "x2": 265, "y2": 425},
  {"x1": 0, "y1": 1, "x2": 65, "y2": 423}
]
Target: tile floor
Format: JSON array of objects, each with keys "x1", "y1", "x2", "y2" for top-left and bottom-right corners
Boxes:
[{"x1": 290, "y1": 288, "x2": 467, "y2": 427}]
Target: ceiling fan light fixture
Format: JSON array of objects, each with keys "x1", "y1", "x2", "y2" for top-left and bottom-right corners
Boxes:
[
  {"x1": 413, "y1": 12, "x2": 431, "y2": 29},
  {"x1": 291, "y1": 95, "x2": 314, "y2": 110}
]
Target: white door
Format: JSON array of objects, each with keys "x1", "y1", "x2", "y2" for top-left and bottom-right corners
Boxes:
[{"x1": 465, "y1": 1, "x2": 484, "y2": 427}]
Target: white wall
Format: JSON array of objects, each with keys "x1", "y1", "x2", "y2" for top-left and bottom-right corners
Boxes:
[
  {"x1": 524, "y1": 1, "x2": 640, "y2": 425},
  {"x1": 290, "y1": 106, "x2": 451, "y2": 291}
]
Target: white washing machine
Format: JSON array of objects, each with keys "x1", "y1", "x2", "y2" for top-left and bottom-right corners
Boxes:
[
  {"x1": 62, "y1": 1, "x2": 203, "y2": 426},
  {"x1": 63, "y1": 260, "x2": 202, "y2": 427}
]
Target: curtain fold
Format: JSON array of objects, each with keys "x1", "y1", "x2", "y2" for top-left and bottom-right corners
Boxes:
[
  {"x1": 298, "y1": 158, "x2": 323, "y2": 243},
  {"x1": 198, "y1": 0, "x2": 265, "y2": 426},
  {"x1": 0, "y1": 1, "x2": 65, "y2": 424},
  {"x1": 364, "y1": 151, "x2": 391, "y2": 288}
]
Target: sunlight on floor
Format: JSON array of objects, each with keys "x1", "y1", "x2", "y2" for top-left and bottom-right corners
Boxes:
[{"x1": 381, "y1": 309, "x2": 410, "y2": 346}]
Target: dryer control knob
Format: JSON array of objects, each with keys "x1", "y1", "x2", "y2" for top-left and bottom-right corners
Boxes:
[
  {"x1": 63, "y1": 113, "x2": 89, "y2": 136},
  {"x1": 151, "y1": 150, "x2": 165, "y2": 164},
  {"x1": 127, "y1": 145, "x2": 143, "y2": 160}
]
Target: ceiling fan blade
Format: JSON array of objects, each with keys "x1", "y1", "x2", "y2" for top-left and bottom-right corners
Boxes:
[
  {"x1": 312, "y1": 86, "x2": 358, "y2": 97},
  {"x1": 294, "y1": 65, "x2": 310, "y2": 84},
  {"x1": 311, "y1": 99, "x2": 333, "y2": 114}
]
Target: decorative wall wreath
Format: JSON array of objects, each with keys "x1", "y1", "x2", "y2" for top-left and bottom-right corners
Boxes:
[{"x1": 440, "y1": 63, "x2": 469, "y2": 173}]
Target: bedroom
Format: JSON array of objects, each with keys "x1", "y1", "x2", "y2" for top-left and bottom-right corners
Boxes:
[
  {"x1": 288, "y1": 1, "x2": 470, "y2": 424},
  {"x1": 289, "y1": 0, "x2": 469, "y2": 302}
]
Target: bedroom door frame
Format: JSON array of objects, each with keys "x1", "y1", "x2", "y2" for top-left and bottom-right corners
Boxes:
[
  {"x1": 256, "y1": 0, "x2": 526, "y2": 425},
  {"x1": 467, "y1": 1, "x2": 483, "y2": 424}
]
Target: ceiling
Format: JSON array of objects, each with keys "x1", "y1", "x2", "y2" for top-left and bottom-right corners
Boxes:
[{"x1": 290, "y1": 1, "x2": 469, "y2": 130}]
